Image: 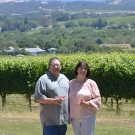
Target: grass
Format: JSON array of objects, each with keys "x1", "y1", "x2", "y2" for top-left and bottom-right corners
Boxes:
[
  {"x1": 0, "y1": 94, "x2": 135, "y2": 135},
  {"x1": 57, "y1": 15, "x2": 135, "y2": 28},
  {"x1": 78, "y1": 9, "x2": 135, "y2": 13},
  {"x1": 0, "y1": 121, "x2": 42, "y2": 135}
]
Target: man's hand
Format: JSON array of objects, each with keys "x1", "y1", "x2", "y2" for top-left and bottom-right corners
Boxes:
[{"x1": 54, "y1": 97, "x2": 63, "y2": 105}]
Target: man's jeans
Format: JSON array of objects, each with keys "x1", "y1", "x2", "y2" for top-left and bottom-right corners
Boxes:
[{"x1": 43, "y1": 124, "x2": 67, "y2": 135}]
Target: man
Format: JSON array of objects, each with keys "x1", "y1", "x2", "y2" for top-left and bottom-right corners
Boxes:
[{"x1": 34, "y1": 57, "x2": 69, "y2": 135}]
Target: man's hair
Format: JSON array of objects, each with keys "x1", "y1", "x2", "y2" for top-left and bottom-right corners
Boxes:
[{"x1": 48, "y1": 57, "x2": 61, "y2": 66}]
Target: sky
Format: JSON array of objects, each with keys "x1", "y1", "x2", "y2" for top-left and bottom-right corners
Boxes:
[
  {"x1": 0, "y1": 0, "x2": 24, "y2": 2},
  {"x1": 0, "y1": 0, "x2": 104, "y2": 3}
]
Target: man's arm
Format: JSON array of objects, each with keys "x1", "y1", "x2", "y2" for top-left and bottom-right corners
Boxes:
[{"x1": 35, "y1": 97, "x2": 63, "y2": 105}]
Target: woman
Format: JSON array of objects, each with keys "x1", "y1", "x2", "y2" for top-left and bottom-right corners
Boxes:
[{"x1": 69, "y1": 61, "x2": 101, "y2": 135}]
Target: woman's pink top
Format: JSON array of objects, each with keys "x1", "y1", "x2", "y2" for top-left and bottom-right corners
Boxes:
[{"x1": 69, "y1": 79, "x2": 101, "y2": 118}]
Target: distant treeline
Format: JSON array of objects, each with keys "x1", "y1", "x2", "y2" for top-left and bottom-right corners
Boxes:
[
  {"x1": 0, "y1": 1, "x2": 135, "y2": 16},
  {"x1": 0, "y1": 1, "x2": 135, "y2": 54}
]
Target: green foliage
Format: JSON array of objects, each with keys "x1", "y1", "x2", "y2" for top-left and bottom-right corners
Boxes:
[
  {"x1": 131, "y1": 43, "x2": 135, "y2": 47},
  {"x1": 18, "y1": 37, "x2": 36, "y2": 48},
  {"x1": 1, "y1": 14, "x2": 135, "y2": 54},
  {"x1": 65, "y1": 21, "x2": 78, "y2": 28},
  {"x1": 91, "y1": 17, "x2": 108, "y2": 29},
  {"x1": 58, "y1": 36, "x2": 63, "y2": 46},
  {"x1": 24, "y1": 17, "x2": 28, "y2": 25},
  {"x1": 39, "y1": 16, "x2": 50, "y2": 28},
  {"x1": 0, "y1": 56, "x2": 49, "y2": 95},
  {"x1": 0, "y1": 53, "x2": 135, "y2": 104}
]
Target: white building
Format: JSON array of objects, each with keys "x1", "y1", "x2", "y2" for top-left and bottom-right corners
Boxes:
[
  {"x1": 48, "y1": 48, "x2": 57, "y2": 54},
  {"x1": 25, "y1": 48, "x2": 46, "y2": 56},
  {"x1": 6, "y1": 46, "x2": 15, "y2": 53}
]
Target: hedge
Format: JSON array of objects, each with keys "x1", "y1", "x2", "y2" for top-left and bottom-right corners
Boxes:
[{"x1": 0, "y1": 53, "x2": 135, "y2": 110}]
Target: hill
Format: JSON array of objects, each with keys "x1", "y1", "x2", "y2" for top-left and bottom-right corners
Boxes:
[
  {"x1": 0, "y1": 0, "x2": 135, "y2": 16},
  {"x1": 0, "y1": 0, "x2": 134, "y2": 5},
  {"x1": 0, "y1": 0, "x2": 135, "y2": 4}
]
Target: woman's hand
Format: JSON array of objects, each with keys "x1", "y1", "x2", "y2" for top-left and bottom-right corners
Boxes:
[{"x1": 79, "y1": 100, "x2": 90, "y2": 107}]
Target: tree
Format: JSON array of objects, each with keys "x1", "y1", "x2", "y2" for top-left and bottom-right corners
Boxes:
[
  {"x1": 109, "y1": 21, "x2": 114, "y2": 26},
  {"x1": 29, "y1": 22, "x2": 37, "y2": 29},
  {"x1": 110, "y1": 46, "x2": 123, "y2": 52},
  {"x1": 58, "y1": 36, "x2": 63, "y2": 46},
  {"x1": 34, "y1": 37, "x2": 44, "y2": 49},
  {"x1": 19, "y1": 24, "x2": 30, "y2": 32},
  {"x1": 51, "y1": 11, "x2": 70, "y2": 21},
  {"x1": 15, "y1": 48, "x2": 28, "y2": 55},
  {"x1": 96, "y1": 38, "x2": 103, "y2": 44},
  {"x1": 18, "y1": 37, "x2": 36, "y2": 48},
  {"x1": 14, "y1": 20, "x2": 21, "y2": 29},
  {"x1": 39, "y1": 16, "x2": 50, "y2": 28},
  {"x1": 118, "y1": 22, "x2": 129, "y2": 29},
  {"x1": 71, "y1": 14, "x2": 80, "y2": 20},
  {"x1": 57, "y1": 13, "x2": 70, "y2": 21},
  {"x1": 1, "y1": 18, "x2": 15, "y2": 32},
  {"x1": 74, "y1": 40, "x2": 87, "y2": 52},
  {"x1": 56, "y1": 46, "x2": 70, "y2": 54},
  {"x1": 65, "y1": 21, "x2": 78, "y2": 28},
  {"x1": 86, "y1": 43, "x2": 99, "y2": 52},
  {"x1": 91, "y1": 17, "x2": 107, "y2": 29},
  {"x1": 0, "y1": 36, "x2": 6, "y2": 50},
  {"x1": 78, "y1": 21, "x2": 85, "y2": 27},
  {"x1": 130, "y1": 21, "x2": 135, "y2": 28},
  {"x1": 81, "y1": 12, "x2": 88, "y2": 19},
  {"x1": 52, "y1": 21, "x2": 60, "y2": 28},
  {"x1": 131, "y1": 42, "x2": 135, "y2": 47},
  {"x1": 98, "y1": 17, "x2": 107, "y2": 29},
  {"x1": 110, "y1": 24, "x2": 118, "y2": 29},
  {"x1": 24, "y1": 17, "x2": 28, "y2": 25}
]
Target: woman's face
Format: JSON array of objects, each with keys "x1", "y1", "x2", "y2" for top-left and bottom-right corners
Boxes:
[{"x1": 77, "y1": 65, "x2": 87, "y2": 77}]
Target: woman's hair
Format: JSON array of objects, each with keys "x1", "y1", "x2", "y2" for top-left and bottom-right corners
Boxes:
[{"x1": 74, "y1": 61, "x2": 90, "y2": 78}]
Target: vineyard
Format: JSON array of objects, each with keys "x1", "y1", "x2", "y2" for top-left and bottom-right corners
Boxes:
[{"x1": 0, "y1": 52, "x2": 135, "y2": 112}]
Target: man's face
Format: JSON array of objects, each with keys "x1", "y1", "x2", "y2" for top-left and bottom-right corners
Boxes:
[{"x1": 49, "y1": 59, "x2": 62, "y2": 78}]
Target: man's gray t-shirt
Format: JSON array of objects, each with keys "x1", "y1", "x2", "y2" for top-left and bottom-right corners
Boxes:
[{"x1": 34, "y1": 71, "x2": 69, "y2": 127}]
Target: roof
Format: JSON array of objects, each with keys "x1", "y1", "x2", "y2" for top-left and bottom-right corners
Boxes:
[
  {"x1": 6, "y1": 46, "x2": 15, "y2": 52},
  {"x1": 25, "y1": 48, "x2": 45, "y2": 53},
  {"x1": 7, "y1": 46, "x2": 14, "y2": 50},
  {"x1": 48, "y1": 48, "x2": 57, "y2": 51}
]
